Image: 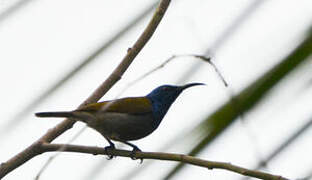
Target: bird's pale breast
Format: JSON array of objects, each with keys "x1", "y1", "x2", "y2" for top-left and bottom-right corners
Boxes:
[{"x1": 87, "y1": 112, "x2": 156, "y2": 141}]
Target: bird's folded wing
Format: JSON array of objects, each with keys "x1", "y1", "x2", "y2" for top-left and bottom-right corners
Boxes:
[{"x1": 77, "y1": 97, "x2": 152, "y2": 115}]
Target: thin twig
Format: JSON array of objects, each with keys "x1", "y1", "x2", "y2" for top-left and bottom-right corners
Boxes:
[
  {"x1": 188, "y1": 54, "x2": 228, "y2": 87},
  {"x1": 41, "y1": 143, "x2": 289, "y2": 180},
  {"x1": 0, "y1": 0, "x2": 171, "y2": 178},
  {"x1": 117, "y1": 54, "x2": 216, "y2": 96}
]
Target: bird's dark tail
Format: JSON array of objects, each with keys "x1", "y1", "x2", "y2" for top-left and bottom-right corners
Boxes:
[{"x1": 35, "y1": 111, "x2": 75, "y2": 118}]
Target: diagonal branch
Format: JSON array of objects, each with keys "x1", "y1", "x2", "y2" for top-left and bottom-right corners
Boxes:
[
  {"x1": 0, "y1": 1, "x2": 158, "y2": 138},
  {"x1": 0, "y1": 0, "x2": 171, "y2": 178},
  {"x1": 41, "y1": 143, "x2": 289, "y2": 180}
]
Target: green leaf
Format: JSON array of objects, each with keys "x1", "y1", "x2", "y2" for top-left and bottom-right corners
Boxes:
[{"x1": 164, "y1": 28, "x2": 312, "y2": 179}]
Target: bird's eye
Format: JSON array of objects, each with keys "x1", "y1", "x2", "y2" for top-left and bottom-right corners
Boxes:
[{"x1": 162, "y1": 87, "x2": 170, "y2": 90}]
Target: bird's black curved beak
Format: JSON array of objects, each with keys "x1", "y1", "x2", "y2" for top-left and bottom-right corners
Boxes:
[{"x1": 180, "y1": 83, "x2": 205, "y2": 91}]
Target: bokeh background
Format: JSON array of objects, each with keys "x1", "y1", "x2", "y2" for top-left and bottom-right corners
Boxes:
[{"x1": 1, "y1": 0, "x2": 312, "y2": 179}]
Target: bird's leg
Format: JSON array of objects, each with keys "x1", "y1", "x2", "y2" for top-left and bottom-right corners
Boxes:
[
  {"x1": 104, "y1": 137, "x2": 116, "y2": 160},
  {"x1": 119, "y1": 141, "x2": 143, "y2": 163}
]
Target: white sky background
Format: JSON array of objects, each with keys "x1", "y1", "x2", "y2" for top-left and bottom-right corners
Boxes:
[{"x1": 0, "y1": 0, "x2": 312, "y2": 179}]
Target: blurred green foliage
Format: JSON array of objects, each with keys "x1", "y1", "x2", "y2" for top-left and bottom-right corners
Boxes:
[{"x1": 164, "y1": 28, "x2": 312, "y2": 179}]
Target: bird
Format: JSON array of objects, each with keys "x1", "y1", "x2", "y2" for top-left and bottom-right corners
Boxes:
[{"x1": 35, "y1": 83, "x2": 204, "y2": 157}]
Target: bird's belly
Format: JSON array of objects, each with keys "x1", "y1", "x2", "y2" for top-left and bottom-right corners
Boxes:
[{"x1": 87, "y1": 112, "x2": 157, "y2": 141}]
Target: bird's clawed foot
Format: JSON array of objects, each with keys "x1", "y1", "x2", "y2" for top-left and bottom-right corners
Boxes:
[
  {"x1": 104, "y1": 144, "x2": 116, "y2": 160},
  {"x1": 130, "y1": 146, "x2": 143, "y2": 163}
]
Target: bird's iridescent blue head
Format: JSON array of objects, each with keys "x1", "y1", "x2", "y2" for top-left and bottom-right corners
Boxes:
[{"x1": 146, "y1": 83, "x2": 204, "y2": 125}]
